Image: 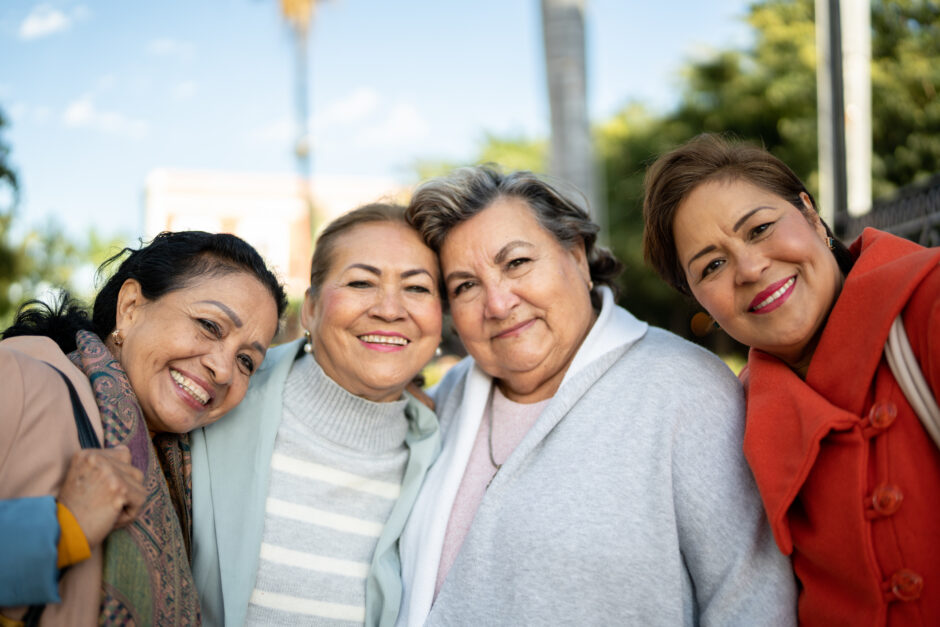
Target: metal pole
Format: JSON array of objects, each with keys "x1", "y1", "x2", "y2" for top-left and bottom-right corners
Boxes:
[{"x1": 827, "y1": 0, "x2": 849, "y2": 237}]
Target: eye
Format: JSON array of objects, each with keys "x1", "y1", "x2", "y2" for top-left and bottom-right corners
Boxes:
[
  {"x1": 199, "y1": 318, "x2": 222, "y2": 337},
  {"x1": 701, "y1": 258, "x2": 724, "y2": 279},
  {"x1": 506, "y1": 257, "x2": 531, "y2": 270},
  {"x1": 347, "y1": 280, "x2": 373, "y2": 288},
  {"x1": 749, "y1": 222, "x2": 773, "y2": 239},
  {"x1": 405, "y1": 284, "x2": 432, "y2": 294},
  {"x1": 452, "y1": 280, "x2": 476, "y2": 297},
  {"x1": 238, "y1": 353, "x2": 256, "y2": 375}
]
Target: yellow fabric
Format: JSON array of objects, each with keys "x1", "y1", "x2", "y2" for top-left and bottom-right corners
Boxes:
[
  {"x1": 0, "y1": 611, "x2": 25, "y2": 627},
  {"x1": 55, "y1": 502, "x2": 90, "y2": 569}
]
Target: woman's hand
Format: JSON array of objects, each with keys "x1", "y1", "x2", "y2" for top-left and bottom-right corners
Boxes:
[{"x1": 57, "y1": 446, "x2": 146, "y2": 549}]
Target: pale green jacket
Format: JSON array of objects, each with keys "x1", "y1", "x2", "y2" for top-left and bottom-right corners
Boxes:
[{"x1": 190, "y1": 339, "x2": 441, "y2": 627}]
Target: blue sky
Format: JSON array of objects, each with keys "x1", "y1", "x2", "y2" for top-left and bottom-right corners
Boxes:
[{"x1": 0, "y1": 0, "x2": 752, "y2": 239}]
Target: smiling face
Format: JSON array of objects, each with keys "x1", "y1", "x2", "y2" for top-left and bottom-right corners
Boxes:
[
  {"x1": 302, "y1": 221, "x2": 442, "y2": 402},
  {"x1": 673, "y1": 178, "x2": 844, "y2": 369},
  {"x1": 113, "y1": 271, "x2": 279, "y2": 434},
  {"x1": 441, "y1": 196, "x2": 595, "y2": 403}
]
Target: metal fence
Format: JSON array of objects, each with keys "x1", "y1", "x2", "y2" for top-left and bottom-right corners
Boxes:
[{"x1": 841, "y1": 173, "x2": 940, "y2": 246}]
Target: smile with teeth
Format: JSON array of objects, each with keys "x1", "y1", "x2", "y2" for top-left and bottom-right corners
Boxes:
[
  {"x1": 751, "y1": 277, "x2": 796, "y2": 312},
  {"x1": 359, "y1": 334, "x2": 409, "y2": 346},
  {"x1": 171, "y1": 369, "x2": 210, "y2": 405}
]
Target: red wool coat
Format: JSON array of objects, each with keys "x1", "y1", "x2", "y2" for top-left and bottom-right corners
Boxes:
[{"x1": 743, "y1": 228, "x2": 940, "y2": 626}]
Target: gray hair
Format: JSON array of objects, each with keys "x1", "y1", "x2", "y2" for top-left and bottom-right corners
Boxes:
[{"x1": 406, "y1": 165, "x2": 622, "y2": 308}]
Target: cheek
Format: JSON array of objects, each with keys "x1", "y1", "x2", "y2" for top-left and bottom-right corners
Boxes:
[{"x1": 449, "y1": 304, "x2": 480, "y2": 340}]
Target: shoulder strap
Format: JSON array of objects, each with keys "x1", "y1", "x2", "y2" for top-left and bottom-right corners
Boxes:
[
  {"x1": 47, "y1": 364, "x2": 101, "y2": 450},
  {"x1": 884, "y1": 314, "x2": 940, "y2": 449}
]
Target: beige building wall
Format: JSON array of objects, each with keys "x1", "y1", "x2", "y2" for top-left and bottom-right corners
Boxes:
[{"x1": 144, "y1": 169, "x2": 405, "y2": 299}]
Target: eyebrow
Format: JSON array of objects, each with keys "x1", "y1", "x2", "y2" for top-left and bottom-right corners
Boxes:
[
  {"x1": 198, "y1": 300, "x2": 243, "y2": 327},
  {"x1": 444, "y1": 240, "x2": 534, "y2": 284},
  {"x1": 685, "y1": 206, "x2": 774, "y2": 272},
  {"x1": 346, "y1": 263, "x2": 434, "y2": 281}
]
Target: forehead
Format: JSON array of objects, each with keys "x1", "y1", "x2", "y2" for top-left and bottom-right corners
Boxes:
[
  {"x1": 443, "y1": 197, "x2": 551, "y2": 255},
  {"x1": 327, "y1": 221, "x2": 438, "y2": 277}
]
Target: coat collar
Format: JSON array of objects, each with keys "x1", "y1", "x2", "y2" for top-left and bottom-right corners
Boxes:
[{"x1": 743, "y1": 229, "x2": 940, "y2": 553}]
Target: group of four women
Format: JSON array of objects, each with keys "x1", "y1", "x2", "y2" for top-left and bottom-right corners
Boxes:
[{"x1": 1, "y1": 132, "x2": 937, "y2": 626}]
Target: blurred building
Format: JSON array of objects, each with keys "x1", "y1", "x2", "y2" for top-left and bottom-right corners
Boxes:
[{"x1": 144, "y1": 169, "x2": 406, "y2": 298}]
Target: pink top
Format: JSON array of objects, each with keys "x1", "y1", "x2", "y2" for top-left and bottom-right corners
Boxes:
[{"x1": 434, "y1": 385, "x2": 549, "y2": 597}]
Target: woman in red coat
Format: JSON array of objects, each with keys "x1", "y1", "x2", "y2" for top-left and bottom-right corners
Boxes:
[{"x1": 642, "y1": 133, "x2": 940, "y2": 626}]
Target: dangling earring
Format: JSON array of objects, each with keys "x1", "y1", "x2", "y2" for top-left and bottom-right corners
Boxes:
[
  {"x1": 303, "y1": 330, "x2": 313, "y2": 354},
  {"x1": 826, "y1": 236, "x2": 835, "y2": 250},
  {"x1": 690, "y1": 312, "x2": 719, "y2": 337},
  {"x1": 110, "y1": 328, "x2": 124, "y2": 346}
]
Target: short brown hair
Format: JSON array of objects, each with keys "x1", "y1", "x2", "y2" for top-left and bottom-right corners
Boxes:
[
  {"x1": 309, "y1": 202, "x2": 412, "y2": 294},
  {"x1": 407, "y1": 165, "x2": 622, "y2": 308},
  {"x1": 643, "y1": 133, "x2": 827, "y2": 295}
]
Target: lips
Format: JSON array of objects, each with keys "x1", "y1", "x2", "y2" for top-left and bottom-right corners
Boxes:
[
  {"x1": 748, "y1": 275, "x2": 797, "y2": 313},
  {"x1": 493, "y1": 318, "x2": 536, "y2": 339},
  {"x1": 170, "y1": 369, "x2": 212, "y2": 406},
  {"x1": 358, "y1": 332, "x2": 410, "y2": 352}
]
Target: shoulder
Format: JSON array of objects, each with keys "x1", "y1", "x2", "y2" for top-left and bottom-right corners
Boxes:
[
  {"x1": 619, "y1": 326, "x2": 741, "y2": 392},
  {"x1": 428, "y1": 357, "x2": 475, "y2": 433}
]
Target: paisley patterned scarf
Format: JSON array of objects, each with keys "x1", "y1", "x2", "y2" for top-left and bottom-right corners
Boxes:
[{"x1": 68, "y1": 330, "x2": 200, "y2": 626}]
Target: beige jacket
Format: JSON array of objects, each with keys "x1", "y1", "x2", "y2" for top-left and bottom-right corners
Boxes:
[{"x1": 0, "y1": 336, "x2": 104, "y2": 626}]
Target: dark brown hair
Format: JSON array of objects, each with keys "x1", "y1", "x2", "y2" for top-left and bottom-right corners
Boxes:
[
  {"x1": 642, "y1": 133, "x2": 853, "y2": 295},
  {"x1": 407, "y1": 165, "x2": 622, "y2": 308}
]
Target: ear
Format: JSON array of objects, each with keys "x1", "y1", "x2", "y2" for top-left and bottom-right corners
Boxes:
[
  {"x1": 299, "y1": 287, "x2": 317, "y2": 331},
  {"x1": 799, "y1": 192, "x2": 828, "y2": 240},
  {"x1": 568, "y1": 239, "x2": 591, "y2": 285},
  {"x1": 114, "y1": 279, "x2": 146, "y2": 331}
]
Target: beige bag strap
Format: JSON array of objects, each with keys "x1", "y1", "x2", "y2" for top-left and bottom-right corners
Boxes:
[{"x1": 884, "y1": 314, "x2": 940, "y2": 449}]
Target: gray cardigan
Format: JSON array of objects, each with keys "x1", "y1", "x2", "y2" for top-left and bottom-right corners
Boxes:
[{"x1": 400, "y1": 296, "x2": 796, "y2": 626}]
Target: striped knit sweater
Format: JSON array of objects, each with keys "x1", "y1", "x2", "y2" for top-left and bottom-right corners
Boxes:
[{"x1": 244, "y1": 354, "x2": 410, "y2": 626}]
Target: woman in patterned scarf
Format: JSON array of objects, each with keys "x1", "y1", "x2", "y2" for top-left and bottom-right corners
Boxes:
[{"x1": 0, "y1": 230, "x2": 287, "y2": 626}]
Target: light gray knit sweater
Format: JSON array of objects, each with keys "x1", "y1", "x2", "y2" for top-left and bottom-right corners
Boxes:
[
  {"x1": 245, "y1": 354, "x2": 410, "y2": 626},
  {"x1": 409, "y1": 319, "x2": 797, "y2": 625}
]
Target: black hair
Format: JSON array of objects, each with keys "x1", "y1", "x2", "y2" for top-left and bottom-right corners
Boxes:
[{"x1": 3, "y1": 231, "x2": 289, "y2": 353}]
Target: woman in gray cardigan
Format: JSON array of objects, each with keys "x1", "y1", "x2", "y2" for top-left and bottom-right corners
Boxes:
[
  {"x1": 398, "y1": 167, "x2": 797, "y2": 626},
  {"x1": 191, "y1": 204, "x2": 442, "y2": 627}
]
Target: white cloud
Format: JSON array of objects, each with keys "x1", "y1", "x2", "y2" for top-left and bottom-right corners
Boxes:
[
  {"x1": 147, "y1": 38, "x2": 195, "y2": 61},
  {"x1": 171, "y1": 80, "x2": 197, "y2": 101},
  {"x1": 357, "y1": 103, "x2": 430, "y2": 146},
  {"x1": 62, "y1": 95, "x2": 149, "y2": 140},
  {"x1": 314, "y1": 87, "x2": 379, "y2": 128},
  {"x1": 19, "y1": 4, "x2": 71, "y2": 40}
]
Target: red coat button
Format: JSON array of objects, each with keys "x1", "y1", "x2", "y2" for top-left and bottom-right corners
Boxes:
[
  {"x1": 871, "y1": 484, "x2": 904, "y2": 516},
  {"x1": 891, "y1": 569, "x2": 923, "y2": 602},
  {"x1": 868, "y1": 401, "x2": 897, "y2": 429}
]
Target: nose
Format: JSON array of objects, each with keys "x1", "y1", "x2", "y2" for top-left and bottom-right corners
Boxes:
[
  {"x1": 734, "y1": 248, "x2": 769, "y2": 285},
  {"x1": 483, "y1": 281, "x2": 519, "y2": 319},
  {"x1": 369, "y1": 287, "x2": 406, "y2": 321},
  {"x1": 203, "y1": 345, "x2": 234, "y2": 386}
]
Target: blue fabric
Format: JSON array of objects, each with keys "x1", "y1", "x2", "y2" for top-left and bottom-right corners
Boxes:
[{"x1": 0, "y1": 496, "x2": 61, "y2": 605}]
